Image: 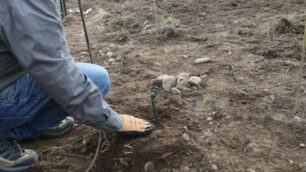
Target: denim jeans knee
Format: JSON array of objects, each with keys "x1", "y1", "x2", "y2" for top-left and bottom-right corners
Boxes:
[{"x1": 76, "y1": 63, "x2": 110, "y2": 96}]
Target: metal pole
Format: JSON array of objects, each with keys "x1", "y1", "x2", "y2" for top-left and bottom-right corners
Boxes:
[
  {"x1": 63, "y1": 0, "x2": 67, "y2": 16},
  {"x1": 59, "y1": 0, "x2": 65, "y2": 17},
  {"x1": 78, "y1": 0, "x2": 93, "y2": 63}
]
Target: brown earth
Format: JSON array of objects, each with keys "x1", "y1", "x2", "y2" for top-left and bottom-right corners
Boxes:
[{"x1": 27, "y1": 0, "x2": 306, "y2": 171}]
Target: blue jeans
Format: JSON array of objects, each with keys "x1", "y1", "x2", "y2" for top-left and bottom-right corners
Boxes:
[{"x1": 0, "y1": 63, "x2": 110, "y2": 140}]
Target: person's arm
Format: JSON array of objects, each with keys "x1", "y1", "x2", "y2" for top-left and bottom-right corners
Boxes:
[{"x1": 1, "y1": 0, "x2": 122, "y2": 131}]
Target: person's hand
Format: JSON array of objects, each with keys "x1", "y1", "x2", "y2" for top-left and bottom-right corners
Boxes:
[{"x1": 118, "y1": 114, "x2": 151, "y2": 132}]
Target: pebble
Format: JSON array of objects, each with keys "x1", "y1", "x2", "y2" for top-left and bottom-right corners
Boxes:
[
  {"x1": 270, "y1": 95, "x2": 276, "y2": 102},
  {"x1": 207, "y1": 117, "x2": 213, "y2": 121},
  {"x1": 180, "y1": 166, "x2": 190, "y2": 172},
  {"x1": 300, "y1": 143, "x2": 305, "y2": 148},
  {"x1": 211, "y1": 164, "x2": 218, "y2": 171},
  {"x1": 151, "y1": 75, "x2": 168, "y2": 86},
  {"x1": 177, "y1": 72, "x2": 191, "y2": 79},
  {"x1": 106, "y1": 52, "x2": 113, "y2": 58},
  {"x1": 162, "y1": 75, "x2": 176, "y2": 92},
  {"x1": 144, "y1": 161, "x2": 155, "y2": 172},
  {"x1": 188, "y1": 76, "x2": 202, "y2": 86},
  {"x1": 108, "y1": 58, "x2": 116, "y2": 64},
  {"x1": 246, "y1": 169, "x2": 256, "y2": 172},
  {"x1": 157, "y1": 75, "x2": 169, "y2": 81},
  {"x1": 171, "y1": 87, "x2": 182, "y2": 94},
  {"x1": 180, "y1": 87, "x2": 192, "y2": 92},
  {"x1": 182, "y1": 133, "x2": 190, "y2": 141},
  {"x1": 176, "y1": 77, "x2": 189, "y2": 88},
  {"x1": 194, "y1": 57, "x2": 211, "y2": 64},
  {"x1": 290, "y1": 116, "x2": 305, "y2": 130}
]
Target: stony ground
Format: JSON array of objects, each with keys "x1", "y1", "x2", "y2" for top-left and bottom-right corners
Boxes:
[{"x1": 27, "y1": 0, "x2": 306, "y2": 171}]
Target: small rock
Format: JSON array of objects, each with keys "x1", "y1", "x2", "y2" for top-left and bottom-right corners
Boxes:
[
  {"x1": 270, "y1": 95, "x2": 276, "y2": 102},
  {"x1": 180, "y1": 166, "x2": 190, "y2": 172},
  {"x1": 103, "y1": 61, "x2": 109, "y2": 66},
  {"x1": 194, "y1": 57, "x2": 211, "y2": 64},
  {"x1": 176, "y1": 77, "x2": 189, "y2": 88},
  {"x1": 144, "y1": 161, "x2": 155, "y2": 172},
  {"x1": 171, "y1": 87, "x2": 182, "y2": 94},
  {"x1": 157, "y1": 75, "x2": 169, "y2": 81},
  {"x1": 106, "y1": 52, "x2": 113, "y2": 58},
  {"x1": 180, "y1": 87, "x2": 192, "y2": 92},
  {"x1": 108, "y1": 58, "x2": 116, "y2": 64},
  {"x1": 162, "y1": 75, "x2": 176, "y2": 92},
  {"x1": 188, "y1": 76, "x2": 202, "y2": 86},
  {"x1": 246, "y1": 169, "x2": 256, "y2": 172},
  {"x1": 177, "y1": 72, "x2": 191, "y2": 79},
  {"x1": 300, "y1": 143, "x2": 305, "y2": 148},
  {"x1": 207, "y1": 117, "x2": 213, "y2": 121},
  {"x1": 182, "y1": 133, "x2": 190, "y2": 141},
  {"x1": 289, "y1": 116, "x2": 305, "y2": 130},
  {"x1": 211, "y1": 164, "x2": 218, "y2": 171},
  {"x1": 151, "y1": 75, "x2": 168, "y2": 86}
]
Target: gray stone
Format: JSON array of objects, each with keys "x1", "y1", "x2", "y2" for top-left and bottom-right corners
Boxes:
[
  {"x1": 162, "y1": 75, "x2": 176, "y2": 92},
  {"x1": 194, "y1": 57, "x2": 211, "y2": 64},
  {"x1": 144, "y1": 161, "x2": 155, "y2": 172},
  {"x1": 176, "y1": 77, "x2": 189, "y2": 88},
  {"x1": 151, "y1": 75, "x2": 168, "y2": 86},
  {"x1": 106, "y1": 52, "x2": 113, "y2": 58},
  {"x1": 171, "y1": 88, "x2": 182, "y2": 94},
  {"x1": 108, "y1": 58, "x2": 116, "y2": 64},
  {"x1": 289, "y1": 116, "x2": 305, "y2": 130},
  {"x1": 188, "y1": 76, "x2": 202, "y2": 86},
  {"x1": 211, "y1": 164, "x2": 218, "y2": 171},
  {"x1": 182, "y1": 133, "x2": 190, "y2": 141},
  {"x1": 300, "y1": 143, "x2": 305, "y2": 148},
  {"x1": 177, "y1": 72, "x2": 190, "y2": 79}
]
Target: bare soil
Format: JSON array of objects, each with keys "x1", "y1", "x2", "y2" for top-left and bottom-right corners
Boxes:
[{"x1": 27, "y1": 0, "x2": 306, "y2": 171}]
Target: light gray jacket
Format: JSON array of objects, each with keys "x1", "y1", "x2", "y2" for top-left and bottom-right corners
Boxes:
[{"x1": 0, "y1": 0, "x2": 122, "y2": 131}]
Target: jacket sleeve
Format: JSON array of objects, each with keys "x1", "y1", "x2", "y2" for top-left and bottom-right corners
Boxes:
[{"x1": 1, "y1": 0, "x2": 122, "y2": 131}]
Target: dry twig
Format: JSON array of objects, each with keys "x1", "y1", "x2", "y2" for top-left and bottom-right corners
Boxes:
[{"x1": 86, "y1": 131, "x2": 102, "y2": 172}]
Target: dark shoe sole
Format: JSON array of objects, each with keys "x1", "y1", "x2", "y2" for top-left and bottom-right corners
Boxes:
[{"x1": 117, "y1": 123, "x2": 156, "y2": 137}]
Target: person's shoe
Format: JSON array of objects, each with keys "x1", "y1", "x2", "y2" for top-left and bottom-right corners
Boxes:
[
  {"x1": 42, "y1": 116, "x2": 75, "y2": 139},
  {"x1": 118, "y1": 123, "x2": 156, "y2": 137},
  {"x1": 117, "y1": 115, "x2": 156, "y2": 137},
  {"x1": 0, "y1": 137, "x2": 38, "y2": 172}
]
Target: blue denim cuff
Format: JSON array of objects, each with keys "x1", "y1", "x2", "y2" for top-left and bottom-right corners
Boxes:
[{"x1": 103, "y1": 108, "x2": 123, "y2": 131}]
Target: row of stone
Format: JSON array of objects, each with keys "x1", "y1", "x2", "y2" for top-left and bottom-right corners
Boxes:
[{"x1": 151, "y1": 73, "x2": 203, "y2": 94}]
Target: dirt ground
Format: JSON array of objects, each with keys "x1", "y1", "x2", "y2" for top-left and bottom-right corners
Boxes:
[{"x1": 27, "y1": 0, "x2": 306, "y2": 171}]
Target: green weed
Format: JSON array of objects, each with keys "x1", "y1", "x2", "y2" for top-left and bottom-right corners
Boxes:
[
  {"x1": 163, "y1": 15, "x2": 178, "y2": 27},
  {"x1": 287, "y1": 12, "x2": 300, "y2": 23}
]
